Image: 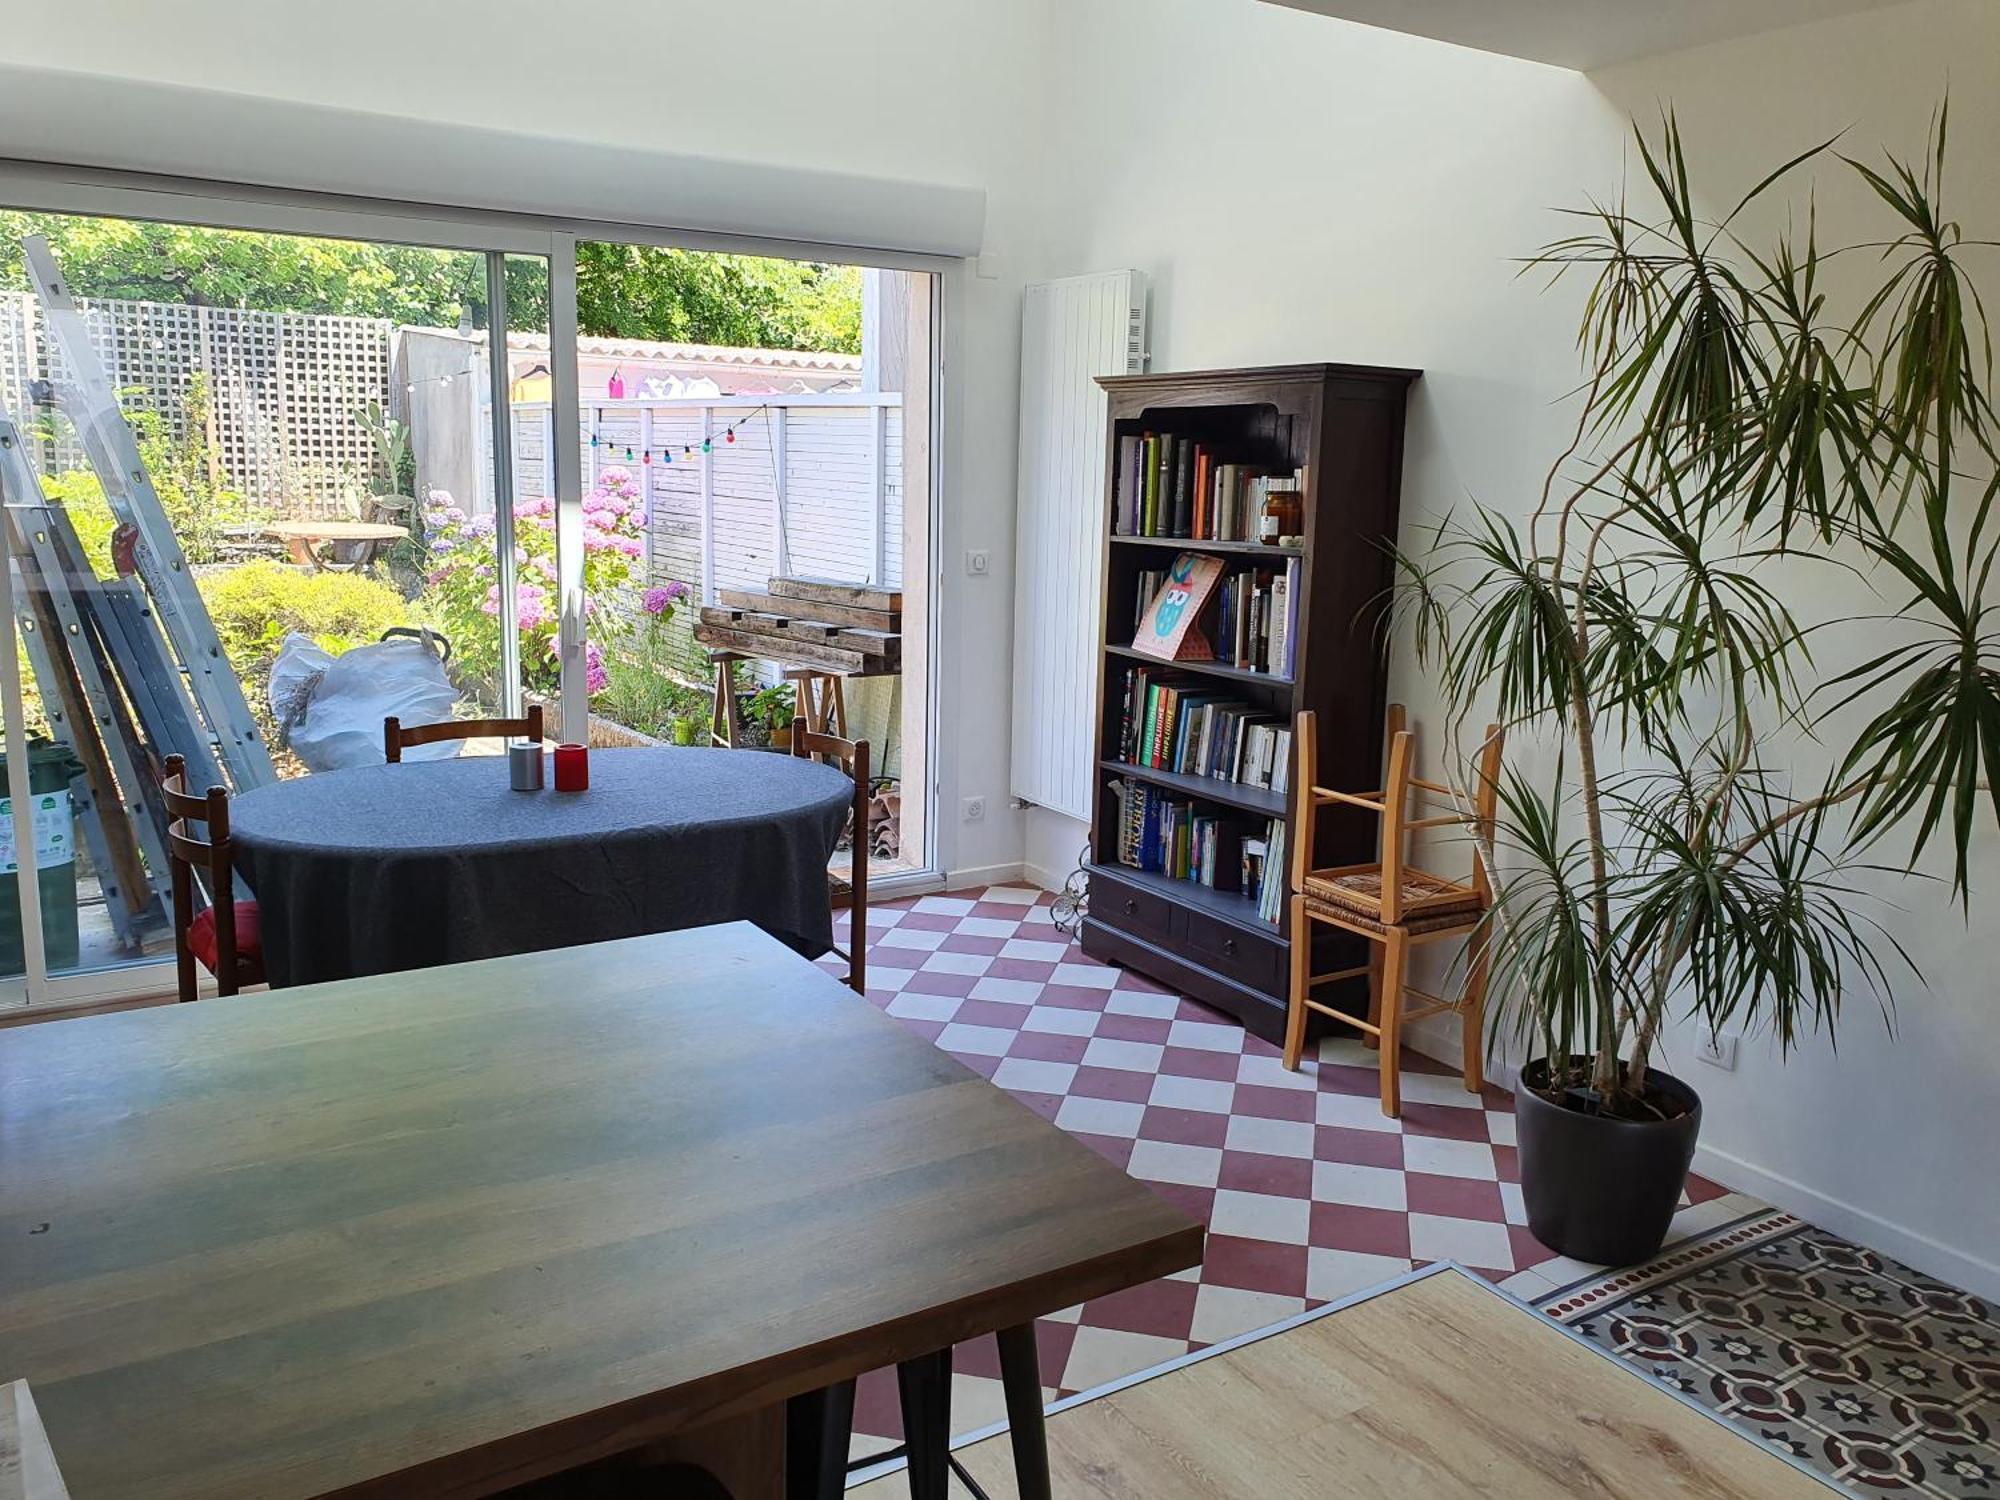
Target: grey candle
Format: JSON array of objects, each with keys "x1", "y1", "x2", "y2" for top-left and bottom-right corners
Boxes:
[{"x1": 508, "y1": 740, "x2": 545, "y2": 791}]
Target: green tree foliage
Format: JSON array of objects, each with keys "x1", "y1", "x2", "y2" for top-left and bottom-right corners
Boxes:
[
  {"x1": 0, "y1": 214, "x2": 861, "y2": 352},
  {"x1": 573, "y1": 242, "x2": 860, "y2": 353}
]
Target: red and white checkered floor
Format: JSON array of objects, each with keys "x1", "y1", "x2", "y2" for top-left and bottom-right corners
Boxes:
[{"x1": 826, "y1": 883, "x2": 1761, "y2": 1456}]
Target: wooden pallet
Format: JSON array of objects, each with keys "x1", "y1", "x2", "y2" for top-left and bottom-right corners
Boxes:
[
  {"x1": 714, "y1": 588, "x2": 899, "y2": 634},
  {"x1": 697, "y1": 608, "x2": 900, "y2": 665},
  {"x1": 695, "y1": 576, "x2": 903, "y2": 677},
  {"x1": 770, "y1": 575, "x2": 901, "y2": 614}
]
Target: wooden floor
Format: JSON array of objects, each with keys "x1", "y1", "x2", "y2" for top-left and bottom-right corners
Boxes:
[{"x1": 854, "y1": 1266, "x2": 1830, "y2": 1499}]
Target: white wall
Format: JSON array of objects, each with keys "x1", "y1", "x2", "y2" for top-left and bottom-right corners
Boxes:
[
  {"x1": 1032, "y1": 0, "x2": 1999, "y2": 1296},
  {"x1": 0, "y1": 0, "x2": 1048, "y2": 886}
]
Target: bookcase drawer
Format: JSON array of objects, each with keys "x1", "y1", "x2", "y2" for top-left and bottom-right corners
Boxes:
[
  {"x1": 1181, "y1": 911, "x2": 1281, "y2": 994},
  {"x1": 1093, "y1": 870, "x2": 1180, "y2": 945}
]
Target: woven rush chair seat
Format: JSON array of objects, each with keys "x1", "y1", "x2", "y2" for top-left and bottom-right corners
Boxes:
[
  {"x1": 1303, "y1": 867, "x2": 1482, "y2": 924},
  {"x1": 1303, "y1": 886, "x2": 1483, "y2": 937}
]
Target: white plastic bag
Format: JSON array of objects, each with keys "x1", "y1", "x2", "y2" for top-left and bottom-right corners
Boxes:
[{"x1": 272, "y1": 631, "x2": 462, "y2": 771}]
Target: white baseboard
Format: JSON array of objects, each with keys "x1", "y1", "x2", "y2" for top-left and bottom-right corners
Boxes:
[
  {"x1": 1687, "y1": 1141, "x2": 2000, "y2": 1303},
  {"x1": 1020, "y1": 859, "x2": 1069, "y2": 894},
  {"x1": 1392, "y1": 1022, "x2": 2000, "y2": 1302},
  {"x1": 945, "y1": 861, "x2": 1027, "y2": 891}
]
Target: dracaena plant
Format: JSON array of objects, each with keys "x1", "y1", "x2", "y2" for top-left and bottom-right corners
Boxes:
[{"x1": 1397, "y1": 106, "x2": 1998, "y2": 1116}]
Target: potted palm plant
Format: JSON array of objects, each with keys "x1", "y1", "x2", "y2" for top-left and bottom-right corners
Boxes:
[{"x1": 1398, "y1": 108, "x2": 1997, "y2": 1266}]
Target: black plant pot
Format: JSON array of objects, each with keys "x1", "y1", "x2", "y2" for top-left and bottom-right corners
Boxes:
[{"x1": 1516, "y1": 1057, "x2": 1702, "y2": 1267}]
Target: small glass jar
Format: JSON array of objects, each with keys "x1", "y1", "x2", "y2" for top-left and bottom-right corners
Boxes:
[{"x1": 1260, "y1": 488, "x2": 1303, "y2": 547}]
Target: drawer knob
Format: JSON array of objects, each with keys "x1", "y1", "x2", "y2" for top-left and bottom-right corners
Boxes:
[
  {"x1": 1223, "y1": 937, "x2": 1237, "y2": 955},
  {"x1": 1123, "y1": 898, "x2": 1138, "y2": 915}
]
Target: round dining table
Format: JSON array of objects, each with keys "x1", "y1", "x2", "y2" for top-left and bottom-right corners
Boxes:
[{"x1": 230, "y1": 746, "x2": 854, "y2": 987}]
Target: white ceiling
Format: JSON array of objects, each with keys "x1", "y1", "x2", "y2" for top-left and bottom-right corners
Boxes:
[{"x1": 1260, "y1": 0, "x2": 1914, "y2": 70}]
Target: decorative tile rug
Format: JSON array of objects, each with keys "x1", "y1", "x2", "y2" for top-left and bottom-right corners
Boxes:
[
  {"x1": 828, "y1": 884, "x2": 1753, "y2": 1463},
  {"x1": 1539, "y1": 1215, "x2": 2000, "y2": 1497}
]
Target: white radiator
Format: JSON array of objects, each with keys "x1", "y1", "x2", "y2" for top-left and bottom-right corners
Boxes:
[{"x1": 1010, "y1": 270, "x2": 1148, "y2": 820}]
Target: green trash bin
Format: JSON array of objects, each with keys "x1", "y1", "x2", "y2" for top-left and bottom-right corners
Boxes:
[{"x1": 0, "y1": 739, "x2": 85, "y2": 978}]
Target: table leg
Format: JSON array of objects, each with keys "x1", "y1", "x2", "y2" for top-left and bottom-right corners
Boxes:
[
  {"x1": 997, "y1": 1323, "x2": 1052, "y2": 1500},
  {"x1": 896, "y1": 1350, "x2": 952, "y2": 1500},
  {"x1": 785, "y1": 1379, "x2": 856, "y2": 1500}
]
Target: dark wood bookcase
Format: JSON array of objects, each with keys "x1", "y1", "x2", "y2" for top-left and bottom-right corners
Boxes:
[{"x1": 1083, "y1": 363, "x2": 1419, "y2": 1045}]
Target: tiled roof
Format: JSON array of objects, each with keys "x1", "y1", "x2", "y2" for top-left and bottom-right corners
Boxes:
[{"x1": 504, "y1": 328, "x2": 861, "y2": 372}]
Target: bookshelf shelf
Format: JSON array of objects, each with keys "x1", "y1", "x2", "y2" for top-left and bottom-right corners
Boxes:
[
  {"x1": 1084, "y1": 362, "x2": 1418, "y2": 1047},
  {"x1": 1098, "y1": 758, "x2": 1288, "y2": 818},
  {"x1": 1110, "y1": 535, "x2": 1304, "y2": 560},
  {"x1": 1105, "y1": 644, "x2": 1293, "y2": 690}
]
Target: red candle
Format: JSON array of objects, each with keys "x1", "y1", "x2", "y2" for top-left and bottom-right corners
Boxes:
[{"x1": 553, "y1": 743, "x2": 589, "y2": 792}]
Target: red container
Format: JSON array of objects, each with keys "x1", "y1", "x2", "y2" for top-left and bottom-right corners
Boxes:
[{"x1": 553, "y1": 743, "x2": 589, "y2": 792}]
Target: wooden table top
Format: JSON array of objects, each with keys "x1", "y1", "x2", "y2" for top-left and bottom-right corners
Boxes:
[
  {"x1": 262, "y1": 520, "x2": 410, "y2": 540},
  {"x1": 873, "y1": 1265, "x2": 1833, "y2": 1498},
  {"x1": 0, "y1": 924, "x2": 1202, "y2": 1499}
]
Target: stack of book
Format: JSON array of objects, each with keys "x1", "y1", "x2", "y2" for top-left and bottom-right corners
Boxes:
[
  {"x1": 1112, "y1": 430, "x2": 1307, "y2": 543},
  {"x1": 1110, "y1": 776, "x2": 1285, "y2": 924},
  {"x1": 1127, "y1": 559, "x2": 1301, "y2": 679},
  {"x1": 1115, "y1": 665, "x2": 1294, "y2": 795}
]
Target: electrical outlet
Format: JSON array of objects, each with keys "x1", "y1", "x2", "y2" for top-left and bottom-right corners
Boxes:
[
  {"x1": 1696, "y1": 1030, "x2": 1739, "y2": 1071},
  {"x1": 962, "y1": 795, "x2": 987, "y2": 822},
  {"x1": 964, "y1": 548, "x2": 991, "y2": 577}
]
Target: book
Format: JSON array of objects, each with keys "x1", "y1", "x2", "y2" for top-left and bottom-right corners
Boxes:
[
  {"x1": 1114, "y1": 434, "x2": 1139, "y2": 535},
  {"x1": 1172, "y1": 438, "x2": 1194, "y2": 538},
  {"x1": 1270, "y1": 565, "x2": 1291, "y2": 680},
  {"x1": 1131, "y1": 551, "x2": 1224, "y2": 661}
]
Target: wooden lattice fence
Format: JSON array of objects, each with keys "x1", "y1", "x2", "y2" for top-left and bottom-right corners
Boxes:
[{"x1": 0, "y1": 291, "x2": 392, "y2": 513}]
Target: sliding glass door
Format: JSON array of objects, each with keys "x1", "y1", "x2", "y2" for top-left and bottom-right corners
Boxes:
[{"x1": 0, "y1": 182, "x2": 943, "y2": 1013}]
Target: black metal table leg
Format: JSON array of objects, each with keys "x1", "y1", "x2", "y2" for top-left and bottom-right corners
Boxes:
[
  {"x1": 896, "y1": 1349, "x2": 952, "y2": 1500},
  {"x1": 786, "y1": 1378, "x2": 856, "y2": 1500},
  {"x1": 996, "y1": 1323, "x2": 1053, "y2": 1500}
]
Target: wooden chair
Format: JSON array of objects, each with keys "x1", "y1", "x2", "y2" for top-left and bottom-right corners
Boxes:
[
  {"x1": 161, "y1": 754, "x2": 264, "y2": 1003},
  {"x1": 1282, "y1": 707, "x2": 1504, "y2": 1116},
  {"x1": 385, "y1": 703, "x2": 542, "y2": 763},
  {"x1": 792, "y1": 727, "x2": 870, "y2": 995}
]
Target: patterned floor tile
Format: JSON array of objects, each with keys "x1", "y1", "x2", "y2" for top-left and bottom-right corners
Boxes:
[{"x1": 1540, "y1": 1215, "x2": 2000, "y2": 1498}]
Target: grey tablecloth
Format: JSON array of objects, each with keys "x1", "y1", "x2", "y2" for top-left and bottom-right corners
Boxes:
[{"x1": 231, "y1": 747, "x2": 854, "y2": 987}]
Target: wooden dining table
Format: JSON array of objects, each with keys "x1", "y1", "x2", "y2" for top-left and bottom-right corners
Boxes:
[{"x1": 0, "y1": 923, "x2": 1203, "y2": 1499}]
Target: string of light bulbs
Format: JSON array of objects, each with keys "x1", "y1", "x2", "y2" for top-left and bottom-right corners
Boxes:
[{"x1": 589, "y1": 398, "x2": 781, "y2": 465}]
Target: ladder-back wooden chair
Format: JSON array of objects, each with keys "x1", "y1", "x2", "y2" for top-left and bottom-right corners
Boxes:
[
  {"x1": 385, "y1": 703, "x2": 543, "y2": 762},
  {"x1": 161, "y1": 754, "x2": 264, "y2": 1003},
  {"x1": 792, "y1": 727, "x2": 870, "y2": 995},
  {"x1": 1283, "y1": 706, "x2": 1504, "y2": 1116}
]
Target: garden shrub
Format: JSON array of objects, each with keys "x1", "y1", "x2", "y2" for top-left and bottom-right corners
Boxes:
[
  {"x1": 421, "y1": 468, "x2": 649, "y2": 701},
  {"x1": 39, "y1": 470, "x2": 118, "y2": 578},
  {"x1": 199, "y1": 560, "x2": 412, "y2": 692}
]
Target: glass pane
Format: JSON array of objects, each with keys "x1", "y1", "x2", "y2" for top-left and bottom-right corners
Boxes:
[
  {"x1": 412, "y1": 252, "x2": 551, "y2": 713},
  {"x1": 0, "y1": 212, "x2": 541, "y2": 984},
  {"x1": 565, "y1": 243, "x2": 935, "y2": 874}
]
